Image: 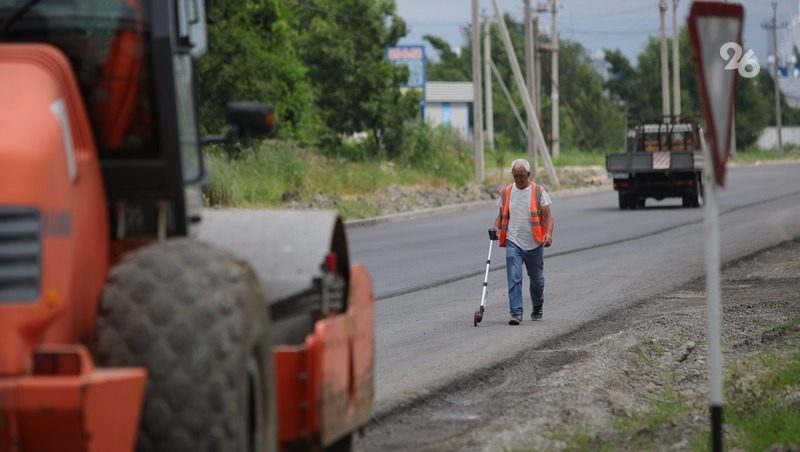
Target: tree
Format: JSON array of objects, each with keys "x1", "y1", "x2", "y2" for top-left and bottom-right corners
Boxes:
[
  {"x1": 423, "y1": 34, "x2": 469, "y2": 81},
  {"x1": 735, "y1": 72, "x2": 776, "y2": 149},
  {"x1": 198, "y1": 0, "x2": 315, "y2": 139},
  {"x1": 540, "y1": 41, "x2": 625, "y2": 151},
  {"x1": 603, "y1": 29, "x2": 792, "y2": 149},
  {"x1": 604, "y1": 48, "x2": 637, "y2": 119},
  {"x1": 291, "y1": 0, "x2": 418, "y2": 156},
  {"x1": 422, "y1": 14, "x2": 625, "y2": 153}
]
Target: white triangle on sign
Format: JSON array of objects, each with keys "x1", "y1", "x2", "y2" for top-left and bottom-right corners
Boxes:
[
  {"x1": 689, "y1": 3, "x2": 742, "y2": 187},
  {"x1": 698, "y1": 17, "x2": 738, "y2": 184}
]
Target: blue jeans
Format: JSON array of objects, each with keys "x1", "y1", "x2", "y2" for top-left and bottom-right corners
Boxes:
[{"x1": 505, "y1": 240, "x2": 544, "y2": 316}]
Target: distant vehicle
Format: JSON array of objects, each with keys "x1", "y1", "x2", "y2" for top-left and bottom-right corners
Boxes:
[{"x1": 606, "y1": 118, "x2": 704, "y2": 209}]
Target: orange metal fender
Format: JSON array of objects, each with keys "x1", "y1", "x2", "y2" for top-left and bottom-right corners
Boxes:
[
  {"x1": 274, "y1": 263, "x2": 374, "y2": 449},
  {"x1": 0, "y1": 345, "x2": 146, "y2": 452}
]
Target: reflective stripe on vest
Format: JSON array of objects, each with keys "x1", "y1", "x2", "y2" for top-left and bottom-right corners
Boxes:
[{"x1": 497, "y1": 183, "x2": 546, "y2": 247}]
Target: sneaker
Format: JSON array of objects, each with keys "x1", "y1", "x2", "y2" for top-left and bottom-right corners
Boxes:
[
  {"x1": 508, "y1": 315, "x2": 522, "y2": 325},
  {"x1": 531, "y1": 306, "x2": 543, "y2": 321}
]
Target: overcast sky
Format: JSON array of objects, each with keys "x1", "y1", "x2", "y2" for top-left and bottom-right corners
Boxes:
[{"x1": 395, "y1": 0, "x2": 799, "y2": 65}]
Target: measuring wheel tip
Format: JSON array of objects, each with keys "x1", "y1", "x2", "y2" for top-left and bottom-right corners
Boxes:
[{"x1": 474, "y1": 310, "x2": 483, "y2": 326}]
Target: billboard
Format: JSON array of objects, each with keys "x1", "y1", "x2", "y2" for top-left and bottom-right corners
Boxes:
[{"x1": 387, "y1": 45, "x2": 426, "y2": 88}]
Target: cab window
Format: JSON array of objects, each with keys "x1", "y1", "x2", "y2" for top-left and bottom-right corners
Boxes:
[{"x1": 0, "y1": 0, "x2": 158, "y2": 157}]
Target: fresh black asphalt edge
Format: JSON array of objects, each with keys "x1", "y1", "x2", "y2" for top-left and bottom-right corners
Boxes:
[{"x1": 372, "y1": 188, "x2": 800, "y2": 301}]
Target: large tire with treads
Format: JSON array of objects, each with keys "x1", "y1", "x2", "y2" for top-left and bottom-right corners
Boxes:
[{"x1": 95, "y1": 239, "x2": 276, "y2": 452}]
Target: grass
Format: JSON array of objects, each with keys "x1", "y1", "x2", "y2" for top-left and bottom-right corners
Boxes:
[
  {"x1": 633, "y1": 334, "x2": 667, "y2": 367},
  {"x1": 205, "y1": 141, "x2": 608, "y2": 218},
  {"x1": 545, "y1": 318, "x2": 800, "y2": 452},
  {"x1": 202, "y1": 125, "x2": 479, "y2": 216},
  {"x1": 203, "y1": 139, "x2": 469, "y2": 210},
  {"x1": 729, "y1": 404, "x2": 800, "y2": 452},
  {"x1": 610, "y1": 384, "x2": 690, "y2": 434},
  {"x1": 724, "y1": 346, "x2": 800, "y2": 452},
  {"x1": 543, "y1": 426, "x2": 611, "y2": 452},
  {"x1": 203, "y1": 135, "x2": 800, "y2": 219},
  {"x1": 730, "y1": 146, "x2": 800, "y2": 164}
]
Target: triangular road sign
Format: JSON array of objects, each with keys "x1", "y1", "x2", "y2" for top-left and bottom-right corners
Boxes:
[{"x1": 688, "y1": 2, "x2": 744, "y2": 187}]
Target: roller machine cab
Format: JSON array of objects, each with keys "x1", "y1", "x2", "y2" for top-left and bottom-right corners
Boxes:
[{"x1": 0, "y1": 1, "x2": 373, "y2": 451}]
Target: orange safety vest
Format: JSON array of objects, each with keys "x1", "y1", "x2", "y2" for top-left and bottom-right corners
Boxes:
[{"x1": 498, "y1": 183, "x2": 546, "y2": 247}]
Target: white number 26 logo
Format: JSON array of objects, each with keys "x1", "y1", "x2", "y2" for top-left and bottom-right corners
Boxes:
[{"x1": 720, "y1": 42, "x2": 760, "y2": 78}]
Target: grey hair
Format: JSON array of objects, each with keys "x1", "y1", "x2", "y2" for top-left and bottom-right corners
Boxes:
[{"x1": 510, "y1": 159, "x2": 530, "y2": 173}]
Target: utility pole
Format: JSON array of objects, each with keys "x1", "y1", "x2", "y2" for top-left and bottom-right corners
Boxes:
[
  {"x1": 524, "y1": 0, "x2": 537, "y2": 172},
  {"x1": 484, "y1": 17, "x2": 494, "y2": 150},
  {"x1": 659, "y1": 0, "x2": 672, "y2": 122},
  {"x1": 763, "y1": 2, "x2": 786, "y2": 156},
  {"x1": 550, "y1": 0, "x2": 560, "y2": 158},
  {"x1": 490, "y1": 0, "x2": 559, "y2": 187},
  {"x1": 471, "y1": 0, "x2": 484, "y2": 182},
  {"x1": 491, "y1": 59, "x2": 529, "y2": 140},
  {"x1": 671, "y1": 0, "x2": 681, "y2": 118}
]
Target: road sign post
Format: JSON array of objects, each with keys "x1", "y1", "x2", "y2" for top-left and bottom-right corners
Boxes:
[{"x1": 688, "y1": 3, "x2": 744, "y2": 451}]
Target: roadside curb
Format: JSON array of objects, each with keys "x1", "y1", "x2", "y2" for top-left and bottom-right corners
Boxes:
[{"x1": 344, "y1": 184, "x2": 612, "y2": 228}]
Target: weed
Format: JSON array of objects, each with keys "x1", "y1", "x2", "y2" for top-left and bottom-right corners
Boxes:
[
  {"x1": 546, "y1": 425, "x2": 610, "y2": 452},
  {"x1": 723, "y1": 330, "x2": 800, "y2": 451},
  {"x1": 633, "y1": 335, "x2": 666, "y2": 367},
  {"x1": 728, "y1": 403, "x2": 800, "y2": 451}
]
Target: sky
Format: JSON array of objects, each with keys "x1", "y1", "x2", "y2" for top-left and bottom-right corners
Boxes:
[{"x1": 395, "y1": 0, "x2": 800, "y2": 66}]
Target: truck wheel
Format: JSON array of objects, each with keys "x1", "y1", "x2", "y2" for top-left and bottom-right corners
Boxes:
[
  {"x1": 618, "y1": 192, "x2": 629, "y2": 210},
  {"x1": 682, "y1": 193, "x2": 700, "y2": 208},
  {"x1": 95, "y1": 239, "x2": 276, "y2": 452}
]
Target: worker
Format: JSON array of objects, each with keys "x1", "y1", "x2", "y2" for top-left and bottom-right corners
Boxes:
[{"x1": 493, "y1": 159, "x2": 554, "y2": 325}]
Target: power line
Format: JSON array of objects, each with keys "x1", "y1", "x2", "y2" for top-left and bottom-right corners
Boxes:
[
  {"x1": 561, "y1": 27, "x2": 659, "y2": 36},
  {"x1": 763, "y1": 1, "x2": 788, "y2": 156},
  {"x1": 567, "y1": 5, "x2": 656, "y2": 20},
  {"x1": 406, "y1": 21, "x2": 467, "y2": 27},
  {"x1": 421, "y1": 4, "x2": 657, "y2": 28}
]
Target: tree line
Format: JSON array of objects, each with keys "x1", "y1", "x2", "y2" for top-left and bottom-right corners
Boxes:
[
  {"x1": 198, "y1": 0, "x2": 796, "y2": 160},
  {"x1": 426, "y1": 14, "x2": 798, "y2": 153},
  {"x1": 604, "y1": 30, "x2": 800, "y2": 150}
]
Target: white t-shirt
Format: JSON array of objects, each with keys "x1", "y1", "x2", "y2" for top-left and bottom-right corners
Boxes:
[{"x1": 497, "y1": 184, "x2": 552, "y2": 251}]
